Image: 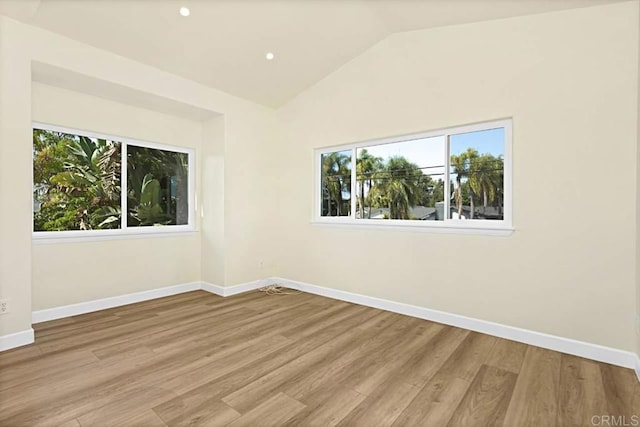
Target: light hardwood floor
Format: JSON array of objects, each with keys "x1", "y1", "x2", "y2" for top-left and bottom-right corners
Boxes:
[{"x1": 0, "y1": 290, "x2": 638, "y2": 426}]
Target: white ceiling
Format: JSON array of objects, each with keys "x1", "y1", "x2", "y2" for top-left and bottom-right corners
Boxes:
[{"x1": 0, "y1": 0, "x2": 625, "y2": 108}]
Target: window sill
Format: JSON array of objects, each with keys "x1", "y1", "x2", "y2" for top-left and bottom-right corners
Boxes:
[
  {"x1": 310, "y1": 219, "x2": 514, "y2": 236},
  {"x1": 32, "y1": 228, "x2": 198, "y2": 244}
]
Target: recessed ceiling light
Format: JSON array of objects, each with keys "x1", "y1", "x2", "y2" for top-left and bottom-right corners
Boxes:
[
  {"x1": 266, "y1": 52, "x2": 275, "y2": 61},
  {"x1": 179, "y1": 7, "x2": 190, "y2": 17}
]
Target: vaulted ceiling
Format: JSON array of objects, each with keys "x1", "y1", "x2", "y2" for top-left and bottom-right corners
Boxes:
[{"x1": 0, "y1": 0, "x2": 625, "y2": 107}]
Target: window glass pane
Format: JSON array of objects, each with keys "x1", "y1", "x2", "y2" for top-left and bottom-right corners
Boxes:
[
  {"x1": 320, "y1": 150, "x2": 352, "y2": 217},
  {"x1": 356, "y1": 136, "x2": 445, "y2": 220},
  {"x1": 127, "y1": 146, "x2": 189, "y2": 227},
  {"x1": 449, "y1": 128, "x2": 504, "y2": 220},
  {"x1": 33, "y1": 128, "x2": 122, "y2": 231}
]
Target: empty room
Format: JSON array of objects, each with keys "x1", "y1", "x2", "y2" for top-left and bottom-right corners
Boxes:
[{"x1": 0, "y1": 0, "x2": 639, "y2": 425}]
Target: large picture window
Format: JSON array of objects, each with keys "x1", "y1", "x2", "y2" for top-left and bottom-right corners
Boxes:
[
  {"x1": 33, "y1": 124, "x2": 195, "y2": 238},
  {"x1": 315, "y1": 119, "x2": 512, "y2": 233}
]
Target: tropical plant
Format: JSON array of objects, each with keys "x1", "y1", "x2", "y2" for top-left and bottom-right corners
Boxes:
[
  {"x1": 356, "y1": 149, "x2": 382, "y2": 218},
  {"x1": 370, "y1": 157, "x2": 426, "y2": 219},
  {"x1": 33, "y1": 130, "x2": 121, "y2": 231},
  {"x1": 127, "y1": 146, "x2": 188, "y2": 226},
  {"x1": 321, "y1": 152, "x2": 351, "y2": 216},
  {"x1": 450, "y1": 149, "x2": 503, "y2": 219}
]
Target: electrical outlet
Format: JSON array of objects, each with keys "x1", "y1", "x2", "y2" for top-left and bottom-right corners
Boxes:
[{"x1": 0, "y1": 299, "x2": 8, "y2": 315}]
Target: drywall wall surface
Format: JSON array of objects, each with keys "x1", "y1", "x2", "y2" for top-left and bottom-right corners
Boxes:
[
  {"x1": 31, "y1": 83, "x2": 203, "y2": 310},
  {"x1": 0, "y1": 18, "x2": 33, "y2": 336},
  {"x1": 276, "y1": 2, "x2": 639, "y2": 351},
  {"x1": 636, "y1": 0, "x2": 640, "y2": 362},
  {"x1": 201, "y1": 115, "x2": 226, "y2": 285}
]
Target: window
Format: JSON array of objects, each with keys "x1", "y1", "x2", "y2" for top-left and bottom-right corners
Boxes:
[
  {"x1": 33, "y1": 123, "x2": 195, "y2": 238},
  {"x1": 315, "y1": 119, "x2": 512, "y2": 233}
]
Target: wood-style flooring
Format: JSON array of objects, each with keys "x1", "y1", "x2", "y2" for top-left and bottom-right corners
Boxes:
[{"x1": 0, "y1": 290, "x2": 639, "y2": 426}]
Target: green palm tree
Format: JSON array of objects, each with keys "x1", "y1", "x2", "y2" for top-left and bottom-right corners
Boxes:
[
  {"x1": 473, "y1": 154, "x2": 503, "y2": 215},
  {"x1": 450, "y1": 152, "x2": 468, "y2": 218},
  {"x1": 321, "y1": 152, "x2": 351, "y2": 216},
  {"x1": 356, "y1": 149, "x2": 382, "y2": 218},
  {"x1": 49, "y1": 136, "x2": 121, "y2": 229},
  {"x1": 376, "y1": 157, "x2": 424, "y2": 219}
]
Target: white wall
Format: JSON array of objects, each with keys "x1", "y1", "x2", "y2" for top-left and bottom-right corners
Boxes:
[
  {"x1": 636, "y1": 0, "x2": 640, "y2": 362},
  {"x1": 0, "y1": 17, "x2": 32, "y2": 337},
  {"x1": 31, "y1": 83, "x2": 203, "y2": 310},
  {"x1": 275, "y1": 2, "x2": 639, "y2": 352}
]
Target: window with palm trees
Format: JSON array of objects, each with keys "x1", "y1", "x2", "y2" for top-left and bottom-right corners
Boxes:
[
  {"x1": 316, "y1": 119, "x2": 511, "y2": 230},
  {"x1": 33, "y1": 125, "x2": 194, "y2": 235},
  {"x1": 320, "y1": 150, "x2": 352, "y2": 217}
]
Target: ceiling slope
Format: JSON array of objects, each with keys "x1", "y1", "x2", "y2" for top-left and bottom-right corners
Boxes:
[{"x1": 0, "y1": 0, "x2": 626, "y2": 107}]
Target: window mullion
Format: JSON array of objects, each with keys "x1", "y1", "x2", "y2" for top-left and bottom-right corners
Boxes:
[
  {"x1": 121, "y1": 143, "x2": 128, "y2": 231},
  {"x1": 351, "y1": 148, "x2": 357, "y2": 219},
  {"x1": 444, "y1": 133, "x2": 451, "y2": 221}
]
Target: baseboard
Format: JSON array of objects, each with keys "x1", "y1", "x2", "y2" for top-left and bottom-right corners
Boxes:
[
  {"x1": 264, "y1": 277, "x2": 638, "y2": 370},
  {"x1": 22, "y1": 276, "x2": 640, "y2": 372},
  {"x1": 32, "y1": 282, "x2": 202, "y2": 323},
  {"x1": 201, "y1": 279, "x2": 270, "y2": 297},
  {"x1": 0, "y1": 328, "x2": 34, "y2": 352}
]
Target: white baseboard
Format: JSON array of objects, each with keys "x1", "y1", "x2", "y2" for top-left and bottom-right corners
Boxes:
[
  {"x1": 18, "y1": 276, "x2": 640, "y2": 373},
  {"x1": 0, "y1": 328, "x2": 34, "y2": 352},
  {"x1": 32, "y1": 281, "x2": 202, "y2": 323},
  {"x1": 259, "y1": 277, "x2": 638, "y2": 371},
  {"x1": 202, "y1": 279, "x2": 270, "y2": 297}
]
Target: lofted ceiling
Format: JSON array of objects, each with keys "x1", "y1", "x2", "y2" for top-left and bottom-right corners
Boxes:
[{"x1": 0, "y1": 0, "x2": 625, "y2": 108}]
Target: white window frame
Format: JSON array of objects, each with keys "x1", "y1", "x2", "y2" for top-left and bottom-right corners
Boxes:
[
  {"x1": 32, "y1": 122, "x2": 196, "y2": 242},
  {"x1": 313, "y1": 119, "x2": 513, "y2": 236}
]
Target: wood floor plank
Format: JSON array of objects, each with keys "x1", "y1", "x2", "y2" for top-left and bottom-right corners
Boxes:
[
  {"x1": 150, "y1": 303, "x2": 378, "y2": 421},
  {"x1": 0, "y1": 343, "x2": 42, "y2": 368},
  {"x1": 339, "y1": 318, "x2": 453, "y2": 396},
  {"x1": 393, "y1": 325, "x2": 469, "y2": 388},
  {"x1": 393, "y1": 331, "x2": 497, "y2": 426},
  {"x1": 76, "y1": 386, "x2": 175, "y2": 426},
  {"x1": 430, "y1": 331, "x2": 497, "y2": 383},
  {"x1": 600, "y1": 362, "x2": 640, "y2": 418},
  {"x1": 57, "y1": 418, "x2": 81, "y2": 427},
  {"x1": 2, "y1": 290, "x2": 638, "y2": 426},
  {"x1": 282, "y1": 385, "x2": 367, "y2": 427},
  {"x1": 281, "y1": 314, "x2": 414, "y2": 401},
  {"x1": 0, "y1": 349, "x2": 99, "y2": 391},
  {"x1": 392, "y1": 375, "x2": 471, "y2": 426},
  {"x1": 447, "y1": 364, "x2": 518, "y2": 426},
  {"x1": 226, "y1": 392, "x2": 306, "y2": 427},
  {"x1": 221, "y1": 311, "x2": 395, "y2": 412},
  {"x1": 153, "y1": 397, "x2": 241, "y2": 427},
  {"x1": 107, "y1": 410, "x2": 168, "y2": 427},
  {"x1": 502, "y1": 346, "x2": 562, "y2": 427},
  {"x1": 556, "y1": 354, "x2": 609, "y2": 427},
  {"x1": 486, "y1": 337, "x2": 528, "y2": 374},
  {"x1": 336, "y1": 378, "x2": 421, "y2": 426},
  {"x1": 158, "y1": 334, "x2": 293, "y2": 395}
]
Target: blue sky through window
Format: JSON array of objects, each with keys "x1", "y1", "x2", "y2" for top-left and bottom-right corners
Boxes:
[{"x1": 360, "y1": 127, "x2": 504, "y2": 180}]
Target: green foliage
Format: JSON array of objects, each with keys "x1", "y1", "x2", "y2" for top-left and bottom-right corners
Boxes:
[
  {"x1": 350, "y1": 147, "x2": 503, "y2": 220},
  {"x1": 451, "y1": 148, "x2": 504, "y2": 218},
  {"x1": 33, "y1": 129, "x2": 189, "y2": 231},
  {"x1": 33, "y1": 129, "x2": 121, "y2": 231},
  {"x1": 128, "y1": 173, "x2": 171, "y2": 226},
  {"x1": 127, "y1": 146, "x2": 188, "y2": 226},
  {"x1": 321, "y1": 151, "x2": 351, "y2": 216}
]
